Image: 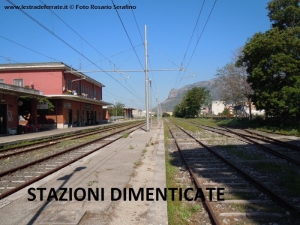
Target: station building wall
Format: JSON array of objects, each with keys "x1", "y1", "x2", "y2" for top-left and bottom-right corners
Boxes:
[
  {"x1": 37, "y1": 99, "x2": 103, "y2": 128},
  {"x1": 0, "y1": 95, "x2": 18, "y2": 130},
  {"x1": 0, "y1": 64, "x2": 105, "y2": 132},
  {"x1": 0, "y1": 70, "x2": 63, "y2": 95}
]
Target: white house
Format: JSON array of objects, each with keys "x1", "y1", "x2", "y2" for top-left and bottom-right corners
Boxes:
[
  {"x1": 211, "y1": 101, "x2": 225, "y2": 115},
  {"x1": 132, "y1": 108, "x2": 143, "y2": 118}
]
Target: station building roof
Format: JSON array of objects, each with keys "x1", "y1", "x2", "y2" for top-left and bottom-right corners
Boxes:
[
  {"x1": 0, "y1": 82, "x2": 43, "y2": 97},
  {"x1": 45, "y1": 94, "x2": 112, "y2": 106}
]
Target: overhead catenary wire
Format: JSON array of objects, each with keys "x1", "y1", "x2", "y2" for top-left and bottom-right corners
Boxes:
[
  {"x1": 176, "y1": 0, "x2": 218, "y2": 88},
  {"x1": 38, "y1": 0, "x2": 114, "y2": 66},
  {"x1": 103, "y1": 90, "x2": 144, "y2": 108},
  {"x1": 152, "y1": 47, "x2": 181, "y2": 69},
  {"x1": 110, "y1": 44, "x2": 143, "y2": 58},
  {"x1": 0, "y1": 36, "x2": 59, "y2": 62},
  {"x1": 173, "y1": 0, "x2": 206, "y2": 88},
  {"x1": 126, "y1": 0, "x2": 159, "y2": 112},
  {"x1": 80, "y1": 44, "x2": 142, "y2": 70},
  {"x1": 104, "y1": 89, "x2": 141, "y2": 101},
  {"x1": 0, "y1": 55, "x2": 19, "y2": 63},
  {"x1": 7, "y1": 0, "x2": 144, "y2": 103},
  {"x1": 111, "y1": 0, "x2": 144, "y2": 71},
  {"x1": 38, "y1": 0, "x2": 144, "y2": 101},
  {"x1": 128, "y1": 0, "x2": 144, "y2": 43}
]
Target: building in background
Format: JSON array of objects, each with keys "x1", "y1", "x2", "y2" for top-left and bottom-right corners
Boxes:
[
  {"x1": 132, "y1": 108, "x2": 143, "y2": 118},
  {"x1": 124, "y1": 107, "x2": 134, "y2": 119},
  {"x1": 211, "y1": 101, "x2": 225, "y2": 115}
]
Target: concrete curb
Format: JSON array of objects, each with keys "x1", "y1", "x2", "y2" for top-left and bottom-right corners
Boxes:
[{"x1": 146, "y1": 122, "x2": 168, "y2": 225}]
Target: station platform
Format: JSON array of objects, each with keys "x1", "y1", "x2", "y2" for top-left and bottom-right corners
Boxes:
[
  {"x1": 0, "y1": 121, "x2": 167, "y2": 225},
  {"x1": 0, "y1": 120, "x2": 138, "y2": 147}
]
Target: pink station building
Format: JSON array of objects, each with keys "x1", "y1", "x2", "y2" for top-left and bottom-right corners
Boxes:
[{"x1": 0, "y1": 62, "x2": 111, "y2": 135}]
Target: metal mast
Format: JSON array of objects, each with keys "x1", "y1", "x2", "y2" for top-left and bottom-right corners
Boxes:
[
  {"x1": 156, "y1": 91, "x2": 159, "y2": 124},
  {"x1": 65, "y1": 25, "x2": 197, "y2": 131},
  {"x1": 144, "y1": 25, "x2": 149, "y2": 131},
  {"x1": 149, "y1": 79, "x2": 152, "y2": 128}
]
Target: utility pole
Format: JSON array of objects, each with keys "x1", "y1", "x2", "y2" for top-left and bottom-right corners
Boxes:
[
  {"x1": 144, "y1": 25, "x2": 149, "y2": 132},
  {"x1": 156, "y1": 91, "x2": 159, "y2": 124},
  {"x1": 149, "y1": 79, "x2": 152, "y2": 128},
  {"x1": 66, "y1": 25, "x2": 197, "y2": 131}
]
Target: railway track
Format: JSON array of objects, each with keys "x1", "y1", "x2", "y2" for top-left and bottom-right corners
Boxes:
[
  {"x1": 165, "y1": 119, "x2": 300, "y2": 224},
  {"x1": 0, "y1": 121, "x2": 144, "y2": 199},
  {"x1": 0, "y1": 121, "x2": 141, "y2": 159},
  {"x1": 0, "y1": 121, "x2": 143, "y2": 174},
  {"x1": 193, "y1": 124, "x2": 300, "y2": 167}
]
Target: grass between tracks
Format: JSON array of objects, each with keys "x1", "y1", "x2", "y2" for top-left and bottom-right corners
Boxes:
[
  {"x1": 170, "y1": 116, "x2": 300, "y2": 136},
  {"x1": 164, "y1": 123, "x2": 202, "y2": 225}
]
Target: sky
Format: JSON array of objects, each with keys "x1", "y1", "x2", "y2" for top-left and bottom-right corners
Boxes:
[{"x1": 0, "y1": 0, "x2": 271, "y2": 110}]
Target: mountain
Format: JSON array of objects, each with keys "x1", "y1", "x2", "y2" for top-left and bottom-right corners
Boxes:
[{"x1": 152, "y1": 78, "x2": 219, "y2": 113}]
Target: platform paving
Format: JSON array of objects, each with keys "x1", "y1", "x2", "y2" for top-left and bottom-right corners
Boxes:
[{"x1": 0, "y1": 121, "x2": 167, "y2": 225}]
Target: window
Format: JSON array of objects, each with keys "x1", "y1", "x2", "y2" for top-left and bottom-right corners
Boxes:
[
  {"x1": 76, "y1": 83, "x2": 79, "y2": 93},
  {"x1": 90, "y1": 88, "x2": 93, "y2": 98},
  {"x1": 81, "y1": 85, "x2": 84, "y2": 94},
  {"x1": 13, "y1": 79, "x2": 23, "y2": 87},
  {"x1": 67, "y1": 80, "x2": 72, "y2": 90},
  {"x1": 85, "y1": 87, "x2": 88, "y2": 96},
  {"x1": 94, "y1": 90, "x2": 96, "y2": 99}
]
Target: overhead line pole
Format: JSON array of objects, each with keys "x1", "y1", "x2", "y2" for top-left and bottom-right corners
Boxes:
[
  {"x1": 156, "y1": 91, "x2": 159, "y2": 124},
  {"x1": 149, "y1": 79, "x2": 152, "y2": 128},
  {"x1": 61, "y1": 25, "x2": 196, "y2": 132},
  {"x1": 144, "y1": 25, "x2": 149, "y2": 132}
]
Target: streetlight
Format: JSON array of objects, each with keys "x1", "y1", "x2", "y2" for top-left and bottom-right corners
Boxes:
[
  {"x1": 183, "y1": 74, "x2": 196, "y2": 78},
  {"x1": 71, "y1": 75, "x2": 86, "y2": 83},
  {"x1": 68, "y1": 76, "x2": 86, "y2": 94},
  {"x1": 117, "y1": 76, "x2": 130, "y2": 80}
]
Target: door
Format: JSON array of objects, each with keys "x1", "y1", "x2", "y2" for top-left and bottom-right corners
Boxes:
[
  {"x1": 81, "y1": 110, "x2": 84, "y2": 126},
  {"x1": 86, "y1": 111, "x2": 89, "y2": 125},
  {"x1": 68, "y1": 109, "x2": 72, "y2": 125},
  {"x1": 0, "y1": 104, "x2": 7, "y2": 134},
  {"x1": 90, "y1": 111, "x2": 93, "y2": 125},
  {"x1": 76, "y1": 110, "x2": 79, "y2": 126}
]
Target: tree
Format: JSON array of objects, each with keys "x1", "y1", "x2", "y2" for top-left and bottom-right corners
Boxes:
[
  {"x1": 19, "y1": 96, "x2": 55, "y2": 124},
  {"x1": 36, "y1": 96, "x2": 55, "y2": 116},
  {"x1": 238, "y1": 0, "x2": 300, "y2": 119},
  {"x1": 108, "y1": 102, "x2": 125, "y2": 117},
  {"x1": 221, "y1": 108, "x2": 230, "y2": 116},
  {"x1": 173, "y1": 87, "x2": 211, "y2": 118},
  {"x1": 267, "y1": 0, "x2": 300, "y2": 29},
  {"x1": 173, "y1": 102, "x2": 186, "y2": 118},
  {"x1": 215, "y1": 48, "x2": 253, "y2": 106},
  {"x1": 162, "y1": 112, "x2": 170, "y2": 117}
]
